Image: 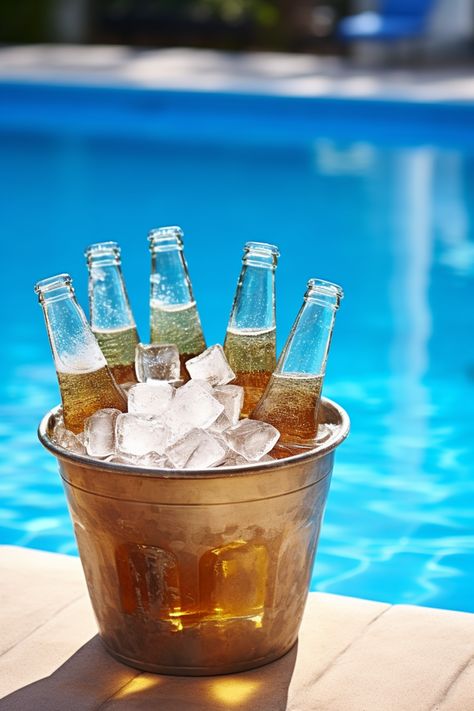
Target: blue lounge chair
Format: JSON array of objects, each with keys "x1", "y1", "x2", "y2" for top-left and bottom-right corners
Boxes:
[{"x1": 338, "y1": 0, "x2": 436, "y2": 42}]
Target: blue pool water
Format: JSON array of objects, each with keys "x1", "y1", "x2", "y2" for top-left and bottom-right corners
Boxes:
[{"x1": 0, "y1": 83, "x2": 473, "y2": 612}]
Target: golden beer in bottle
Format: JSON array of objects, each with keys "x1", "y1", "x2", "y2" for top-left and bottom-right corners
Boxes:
[
  {"x1": 251, "y1": 278, "x2": 343, "y2": 446},
  {"x1": 35, "y1": 274, "x2": 127, "y2": 433},
  {"x1": 224, "y1": 242, "x2": 279, "y2": 416},
  {"x1": 148, "y1": 226, "x2": 206, "y2": 377},
  {"x1": 85, "y1": 241, "x2": 139, "y2": 385}
]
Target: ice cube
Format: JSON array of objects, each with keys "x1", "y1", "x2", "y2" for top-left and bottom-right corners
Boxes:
[
  {"x1": 140, "y1": 452, "x2": 172, "y2": 468},
  {"x1": 152, "y1": 378, "x2": 184, "y2": 388},
  {"x1": 128, "y1": 381, "x2": 174, "y2": 417},
  {"x1": 135, "y1": 343, "x2": 180, "y2": 382},
  {"x1": 166, "y1": 428, "x2": 227, "y2": 469},
  {"x1": 224, "y1": 419, "x2": 280, "y2": 461},
  {"x1": 185, "y1": 344, "x2": 235, "y2": 386},
  {"x1": 213, "y1": 385, "x2": 244, "y2": 424},
  {"x1": 53, "y1": 421, "x2": 86, "y2": 454},
  {"x1": 209, "y1": 411, "x2": 232, "y2": 433},
  {"x1": 220, "y1": 450, "x2": 274, "y2": 466},
  {"x1": 116, "y1": 413, "x2": 168, "y2": 456},
  {"x1": 84, "y1": 408, "x2": 121, "y2": 458},
  {"x1": 105, "y1": 452, "x2": 141, "y2": 465},
  {"x1": 167, "y1": 379, "x2": 224, "y2": 441},
  {"x1": 219, "y1": 451, "x2": 249, "y2": 466},
  {"x1": 106, "y1": 451, "x2": 171, "y2": 468}
]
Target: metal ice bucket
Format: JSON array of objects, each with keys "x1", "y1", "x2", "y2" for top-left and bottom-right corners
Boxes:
[{"x1": 38, "y1": 398, "x2": 349, "y2": 676}]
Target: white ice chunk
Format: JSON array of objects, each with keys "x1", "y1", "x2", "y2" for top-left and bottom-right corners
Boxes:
[
  {"x1": 213, "y1": 384, "x2": 244, "y2": 424},
  {"x1": 128, "y1": 381, "x2": 174, "y2": 416},
  {"x1": 208, "y1": 411, "x2": 232, "y2": 433},
  {"x1": 224, "y1": 419, "x2": 280, "y2": 461},
  {"x1": 185, "y1": 344, "x2": 235, "y2": 386},
  {"x1": 84, "y1": 408, "x2": 121, "y2": 458},
  {"x1": 135, "y1": 343, "x2": 180, "y2": 382},
  {"x1": 116, "y1": 413, "x2": 168, "y2": 456},
  {"x1": 152, "y1": 378, "x2": 184, "y2": 388},
  {"x1": 106, "y1": 451, "x2": 170, "y2": 468},
  {"x1": 139, "y1": 452, "x2": 172, "y2": 468},
  {"x1": 166, "y1": 428, "x2": 227, "y2": 469},
  {"x1": 219, "y1": 451, "x2": 249, "y2": 466},
  {"x1": 53, "y1": 421, "x2": 86, "y2": 454},
  {"x1": 167, "y1": 379, "x2": 224, "y2": 441},
  {"x1": 105, "y1": 452, "x2": 141, "y2": 465}
]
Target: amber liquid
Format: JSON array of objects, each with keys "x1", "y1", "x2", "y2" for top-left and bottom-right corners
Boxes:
[
  {"x1": 115, "y1": 539, "x2": 268, "y2": 628},
  {"x1": 150, "y1": 301, "x2": 206, "y2": 378},
  {"x1": 250, "y1": 372, "x2": 323, "y2": 446},
  {"x1": 224, "y1": 327, "x2": 276, "y2": 416},
  {"x1": 57, "y1": 366, "x2": 127, "y2": 433},
  {"x1": 93, "y1": 326, "x2": 139, "y2": 385},
  {"x1": 199, "y1": 540, "x2": 268, "y2": 620}
]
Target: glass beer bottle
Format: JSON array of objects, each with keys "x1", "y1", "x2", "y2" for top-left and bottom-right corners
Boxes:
[
  {"x1": 149, "y1": 226, "x2": 206, "y2": 377},
  {"x1": 85, "y1": 241, "x2": 139, "y2": 385},
  {"x1": 250, "y1": 278, "x2": 343, "y2": 446},
  {"x1": 35, "y1": 274, "x2": 127, "y2": 433},
  {"x1": 224, "y1": 241, "x2": 279, "y2": 416}
]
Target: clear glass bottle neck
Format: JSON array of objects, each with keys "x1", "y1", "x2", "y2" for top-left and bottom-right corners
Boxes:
[
  {"x1": 35, "y1": 274, "x2": 107, "y2": 374},
  {"x1": 85, "y1": 241, "x2": 120, "y2": 268},
  {"x1": 276, "y1": 279, "x2": 343, "y2": 376},
  {"x1": 227, "y1": 242, "x2": 279, "y2": 332},
  {"x1": 149, "y1": 226, "x2": 195, "y2": 307},
  {"x1": 85, "y1": 242, "x2": 136, "y2": 331}
]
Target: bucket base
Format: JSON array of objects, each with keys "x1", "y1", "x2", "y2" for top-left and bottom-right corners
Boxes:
[{"x1": 101, "y1": 638, "x2": 297, "y2": 676}]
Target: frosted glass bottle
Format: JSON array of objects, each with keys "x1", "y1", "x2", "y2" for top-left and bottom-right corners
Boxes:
[
  {"x1": 250, "y1": 278, "x2": 343, "y2": 446},
  {"x1": 35, "y1": 274, "x2": 127, "y2": 433},
  {"x1": 149, "y1": 226, "x2": 206, "y2": 377},
  {"x1": 85, "y1": 241, "x2": 139, "y2": 385},
  {"x1": 224, "y1": 241, "x2": 279, "y2": 416}
]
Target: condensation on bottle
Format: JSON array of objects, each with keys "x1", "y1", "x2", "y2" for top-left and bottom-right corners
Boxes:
[
  {"x1": 250, "y1": 278, "x2": 343, "y2": 447},
  {"x1": 34, "y1": 274, "x2": 127, "y2": 433},
  {"x1": 148, "y1": 226, "x2": 206, "y2": 378},
  {"x1": 85, "y1": 241, "x2": 139, "y2": 386},
  {"x1": 224, "y1": 241, "x2": 279, "y2": 417}
]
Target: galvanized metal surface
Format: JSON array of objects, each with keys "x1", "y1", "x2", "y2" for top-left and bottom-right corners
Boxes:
[{"x1": 38, "y1": 398, "x2": 349, "y2": 675}]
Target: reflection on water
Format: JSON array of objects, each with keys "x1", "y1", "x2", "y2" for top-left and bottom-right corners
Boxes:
[{"x1": 0, "y1": 119, "x2": 473, "y2": 612}]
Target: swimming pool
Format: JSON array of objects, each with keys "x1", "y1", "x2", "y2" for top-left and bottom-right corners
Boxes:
[{"x1": 0, "y1": 82, "x2": 473, "y2": 613}]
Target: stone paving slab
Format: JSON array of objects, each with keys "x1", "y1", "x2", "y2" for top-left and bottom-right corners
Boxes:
[
  {"x1": 0, "y1": 45, "x2": 474, "y2": 103},
  {"x1": 0, "y1": 545, "x2": 473, "y2": 710}
]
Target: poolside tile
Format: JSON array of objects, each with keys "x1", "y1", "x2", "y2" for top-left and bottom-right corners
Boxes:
[
  {"x1": 289, "y1": 592, "x2": 390, "y2": 695},
  {"x1": 290, "y1": 603, "x2": 474, "y2": 711},
  {"x1": 1, "y1": 546, "x2": 474, "y2": 710},
  {"x1": 434, "y1": 656, "x2": 474, "y2": 710},
  {"x1": 0, "y1": 546, "x2": 87, "y2": 656},
  {"x1": 0, "y1": 597, "x2": 99, "y2": 702}
]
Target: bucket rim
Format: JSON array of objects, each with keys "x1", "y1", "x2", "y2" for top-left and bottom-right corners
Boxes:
[{"x1": 38, "y1": 397, "x2": 350, "y2": 480}]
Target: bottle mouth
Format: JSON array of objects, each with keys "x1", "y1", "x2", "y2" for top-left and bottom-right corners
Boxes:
[
  {"x1": 243, "y1": 241, "x2": 280, "y2": 267},
  {"x1": 148, "y1": 226, "x2": 184, "y2": 252},
  {"x1": 306, "y1": 278, "x2": 344, "y2": 308},
  {"x1": 85, "y1": 241, "x2": 120, "y2": 256},
  {"x1": 34, "y1": 273, "x2": 73, "y2": 302},
  {"x1": 85, "y1": 241, "x2": 121, "y2": 265}
]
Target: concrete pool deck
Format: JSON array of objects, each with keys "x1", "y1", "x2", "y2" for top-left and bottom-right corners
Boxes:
[
  {"x1": 0, "y1": 546, "x2": 473, "y2": 710},
  {"x1": 1, "y1": 45, "x2": 474, "y2": 104}
]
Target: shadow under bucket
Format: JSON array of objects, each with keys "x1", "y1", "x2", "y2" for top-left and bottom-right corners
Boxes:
[{"x1": 38, "y1": 397, "x2": 349, "y2": 676}]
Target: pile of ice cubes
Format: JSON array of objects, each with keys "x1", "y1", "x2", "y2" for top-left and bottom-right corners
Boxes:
[{"x1": 53, "y1": 344, "x2": 280, "y2": 470}]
